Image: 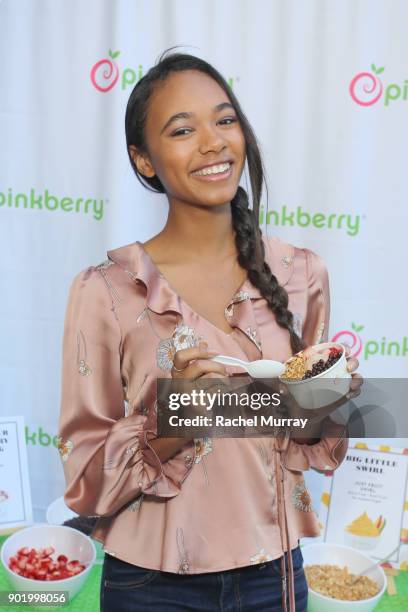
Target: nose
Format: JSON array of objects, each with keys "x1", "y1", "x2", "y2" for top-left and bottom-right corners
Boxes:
[{"x1": 198, "y1": 123, "x2": 227, "y2": 155}]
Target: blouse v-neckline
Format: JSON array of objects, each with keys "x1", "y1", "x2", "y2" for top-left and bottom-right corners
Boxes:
[{"x1": 135, "y1": 240, "x2": 249, "y2": 338}]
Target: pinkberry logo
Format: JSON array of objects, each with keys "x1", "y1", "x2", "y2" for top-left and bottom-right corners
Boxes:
[
  {"x1": 332, "y1": 323, "x2": 408, "y2": 361},
  {"x1": 332, "y1": 322, "x2": 364, "y2": 357},
  {"x1": 350, "y1": 64, "x2": 408, "y2": 107},
  {"x1": 90, "y1": 49, "x2": 121, "y2": 92},
  {"x1": 349, "y1": 64, "x2": 384, "y2": 106},
  {"x1": 90, "y1": 50, "x2": 238, "y2": 93}
]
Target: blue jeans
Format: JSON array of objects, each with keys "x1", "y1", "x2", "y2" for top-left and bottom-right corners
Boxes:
[{"x1": 100, "y1": 545, "x2": 308, "y2": 611}]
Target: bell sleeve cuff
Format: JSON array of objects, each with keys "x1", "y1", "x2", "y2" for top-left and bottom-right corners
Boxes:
[{"x1": 280, "y1": 419, "x2": 348, "y2": 473}]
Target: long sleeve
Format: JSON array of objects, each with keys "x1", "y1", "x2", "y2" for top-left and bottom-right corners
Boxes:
[
  {"x1": 281, "y1": 248, "x2": 348, "y2": 472},
  {"x1": 58, "y1": 266, "x2": 187, "y2": 518}
]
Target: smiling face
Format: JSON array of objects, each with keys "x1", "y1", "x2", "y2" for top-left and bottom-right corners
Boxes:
[{"x1": 129, "y1": 70, "x2": 246, "y2": 207}]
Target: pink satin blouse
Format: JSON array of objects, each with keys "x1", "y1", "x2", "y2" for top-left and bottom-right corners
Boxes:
[{"x1": 57, "y1": 235, "x2": 347, "y2": 576}]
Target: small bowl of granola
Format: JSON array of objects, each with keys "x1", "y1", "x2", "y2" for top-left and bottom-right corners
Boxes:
[
  {"x1": 302, "y1": 543, "x2": 386, "y2": 611},
  {"x1": 279, "y1": 342, "x2": 351, "y2": 410}
]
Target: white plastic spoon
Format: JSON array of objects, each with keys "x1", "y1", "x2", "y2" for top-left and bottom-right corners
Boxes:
[
  {"x1": 348, "y1": 543, "x2": 401, "y2": 585},
  {"x1": 211, "y1": 355, "x2": 285, "y2": 378}
]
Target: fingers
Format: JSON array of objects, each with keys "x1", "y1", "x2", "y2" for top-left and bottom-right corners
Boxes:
[
  {"x1": 171, "y1": 343, "x2": 227, "y2": 380},
  {"x1": 344, "y1": 345, "x2": 361, "y2": 398},
  {"x1": 172, "y1": 343, "x2": 216, "y2": 371},
  {"x1": 350, "y1": 372, "x2": 363, "y2": 386},
  {"x1": 342, "y1": 343, "x2": 351, "y2": 358},
  {"x1": 172, "y1": 344, "x2": 215, "y2": 370},
  {"x1": 180, "y1": 359, "x2": 228, "y2": 380},
  {"x1": 346, "y1": 355, "x2": 359, "y2": 373},
  {"x1": 204, "y1": 372, "x2": 229, "y2": 379},
  {"x1": 346, "y1": 372, "x2": 364, "y2": 399}
]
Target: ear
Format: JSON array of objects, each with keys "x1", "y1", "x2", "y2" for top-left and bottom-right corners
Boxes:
[{"x1": 128, "y1": 145, "x2": 155, "y2": 178}]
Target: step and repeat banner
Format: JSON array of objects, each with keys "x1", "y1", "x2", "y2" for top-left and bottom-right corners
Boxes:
[{"x1": 1, "y1": 0, "x2": 407, "y2": 519}]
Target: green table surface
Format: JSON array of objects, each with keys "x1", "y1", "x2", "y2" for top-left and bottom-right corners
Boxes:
[{"x1": 1, "y1": 535, "x2": 408, "y2": 611}]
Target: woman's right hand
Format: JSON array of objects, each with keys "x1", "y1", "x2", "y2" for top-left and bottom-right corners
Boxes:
[{"x1": 171, "y1": 341, "x2": 228, "y2": 380}]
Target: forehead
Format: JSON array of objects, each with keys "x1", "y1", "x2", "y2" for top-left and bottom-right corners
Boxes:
[{"x1": 147, "y1": 70, "x2": 231, "y2": 123}]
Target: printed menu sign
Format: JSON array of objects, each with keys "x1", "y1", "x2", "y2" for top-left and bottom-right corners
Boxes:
[
  {"x1": 319, "y1": 444, "x2": 408, "y2": 567},
  {"x1": 0, "y1": 416, "x2": 33, "y2": 534}
]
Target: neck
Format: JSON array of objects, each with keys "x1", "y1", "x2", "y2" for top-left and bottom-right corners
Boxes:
[{"x1": 155, "y1": 199, "x2": 237, "y2": 262}]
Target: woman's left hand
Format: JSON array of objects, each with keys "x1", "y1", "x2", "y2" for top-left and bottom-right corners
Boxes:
[{"x1": 344, "y1": 344, "x2": 364, "y2": 400}]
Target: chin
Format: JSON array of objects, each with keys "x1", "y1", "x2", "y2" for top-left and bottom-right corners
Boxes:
[{"x1": 198, "y1": 186, "x2": 240, "y2": 207}]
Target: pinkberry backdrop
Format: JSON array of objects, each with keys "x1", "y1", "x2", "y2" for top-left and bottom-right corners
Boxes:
[{"x1": 0, "y1": 0, "x2": 407, "y2": 521}]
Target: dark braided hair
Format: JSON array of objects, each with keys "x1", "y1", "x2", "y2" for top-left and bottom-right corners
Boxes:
[{"x1": 125, "y1": 47, "x2": 304, "y2": 355}]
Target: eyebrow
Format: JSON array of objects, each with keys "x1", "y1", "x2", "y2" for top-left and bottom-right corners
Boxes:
[{"x1": 160, "y1": 102, "x2": 235, "y2": 134}]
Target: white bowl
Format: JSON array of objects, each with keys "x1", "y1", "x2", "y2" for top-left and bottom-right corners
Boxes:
[
  {"x1": 0, "y1": 524, "x2": 96, "y2": 602},
  {"x1": 280, "y1": 342, "x2": 351, "y2": 410},
  {"x1": 302, "y1": 542, "x2": 386, "y2": 612}
]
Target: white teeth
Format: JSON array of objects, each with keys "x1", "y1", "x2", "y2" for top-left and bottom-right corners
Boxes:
[{"x1": 193, "y1": 162, "x2": 231, "y2": 176}]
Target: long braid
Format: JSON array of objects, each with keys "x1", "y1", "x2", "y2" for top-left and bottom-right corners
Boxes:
[{"x1": 231, "y1": 187, "x2": 304, "y2": 355}]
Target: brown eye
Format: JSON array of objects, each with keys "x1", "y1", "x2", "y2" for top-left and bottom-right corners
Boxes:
[
  {"x1": 171, "y1": 128, "x2": 192, "y2": 137},
  {"x1": 219, "y1": 117, "x2": 238, "y2": 125}
]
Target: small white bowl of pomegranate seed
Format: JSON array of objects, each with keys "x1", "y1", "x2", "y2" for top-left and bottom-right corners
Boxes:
[
  {"x1": 279, "y1": 342, "x2": 351, "y2": 410},
  {"x1": 0, "y1": 524, "x2": 96, "y2": 601}
]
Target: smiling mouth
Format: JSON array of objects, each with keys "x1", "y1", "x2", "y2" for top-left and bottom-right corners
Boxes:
[{"x1": 191, "y1": 161, "x2": 233, "y2": 181}]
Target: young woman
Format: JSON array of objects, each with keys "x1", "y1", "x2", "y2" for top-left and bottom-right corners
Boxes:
[{"x1": 58, "y1": 50, "x2": 362, "y2": 611}]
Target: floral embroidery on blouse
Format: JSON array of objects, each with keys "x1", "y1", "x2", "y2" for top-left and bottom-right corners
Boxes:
[
  {"x1": 184, "y1": 453, "x2": 194, "y2": 468},
  {"x1": 257, "y1": 442, "x2": 273, "y2": 482},
  {"x1": 194, "y1": 437, "x2": 212, "y2": 486},
  {"x1": 156, "y1": 338, "x2": 176, "y2": 371},
  {"x1": 194, "y1": 437, "x2": 213, "y2": 463},
  {"x1": 128, "y1": 494, "x2": 144, "y2": 511},
  {"x1": 124, "y1": 442, "x2": 139, "y2": 456},
  {"x1": 291, "y1": 481, "x2": 313, "y2": 513},
  {"x1": 314, "y1": 320, "x2": 325, "y2": 344},
  {"x1": 78, "y1": 359, "x2": 92, "y2": 377},
  {"x1": 232, "y1": 290, "x2": 250, "y2": 303},
  {"x1": 156, "y1": 323, "x2": 201, "y2": 371},
  {"x1": 237, "y1": 290, "x2": 250, "y2": 301},
  {"x1": 245, "y1": 326, "x2": 262, "y2": 352},
  {"x1": 281, "y1": 254, "x2": 294, "y2": 268},
  {"x1": 56, "y1": 436, "x2": 73, "y2": 463},
  {"x1": 136, "y1": 307, "x2": 148, "y2": 323},
  {"x1": 250, "y1": 548, "x2": 273, "y2": 564},
  {"x1": 76, "y1": 330, "x2": 92, "y2": 376},
  {"x1": 96, "y1": 259, "x2": 115, "y2": 270},
  {"x1": 172, "y1": 323, "x2": 201, "y2": 351},
  {"x1": 224, "y1": 304, "x2": 234, "y2": 318},
  {"x1": 224, "y1": 290, "x2": 250, "y2": 318},
  {"x1": 176, "y1": 527, "x2": 190, "y2": 574}
]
